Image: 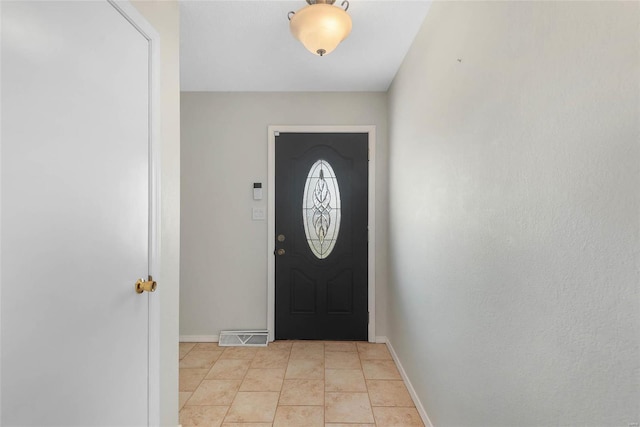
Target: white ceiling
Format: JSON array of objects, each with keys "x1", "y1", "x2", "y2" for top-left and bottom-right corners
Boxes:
[{"x1": 179, "y1": 0, "x2": 432, "y2": 92}]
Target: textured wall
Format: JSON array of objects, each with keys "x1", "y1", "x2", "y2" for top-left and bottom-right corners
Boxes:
[
  {"x1": 387, "y1": 1, "x2": 639, "y2": 426},
  {"x1": 180, "y1": 92, "x2": 388, "y2": 339}
]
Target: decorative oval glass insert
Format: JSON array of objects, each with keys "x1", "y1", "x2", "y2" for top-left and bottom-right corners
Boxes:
[{"x1": 302, "y1": 159, "x2": 341, "y2": 259}]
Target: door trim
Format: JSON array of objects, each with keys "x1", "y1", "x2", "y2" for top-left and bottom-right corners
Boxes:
[
  {"x1": 1, "y1": 3, "x2": 4, "y2": 420},
  {"x1": 104, "y1": 2, "x2": 162, "y2": 424},
  {"x1": 267, "y1": 126, "x2": 376, "y2": 343}
]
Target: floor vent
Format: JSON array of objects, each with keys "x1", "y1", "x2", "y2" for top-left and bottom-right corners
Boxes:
[{"x1": 218, "y1": 330, "x2": 269, "y2": 347}]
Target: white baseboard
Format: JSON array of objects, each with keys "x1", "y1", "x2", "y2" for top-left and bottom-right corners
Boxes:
[
  {"x1": 375, "y1": 335, "x2": 387, "y2": 344},
  {"x1": 384, "y1": 338, "x2": 434, "y2": 427},
  {"x1": 179, "y1": 335, "x2": 219, "y2": 343}
]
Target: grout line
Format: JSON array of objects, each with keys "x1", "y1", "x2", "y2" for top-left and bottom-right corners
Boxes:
[
  {"x1": 178, "y1": 343, "x2": 212, "y2": 409},
  {"x1": 359, "y1": 344, "x2": 378, "y2": 426},
  {"x1": 274, "y1": 342, "x2": 290, "y2": 416}
]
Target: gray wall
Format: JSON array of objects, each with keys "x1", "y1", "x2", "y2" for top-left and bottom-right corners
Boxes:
[
  {"x1": 180, "y1": 92, "x2": 388, "y2": 339},
  {"x1": 387, "y1": 1, "x2": 639, "y2": 426}
]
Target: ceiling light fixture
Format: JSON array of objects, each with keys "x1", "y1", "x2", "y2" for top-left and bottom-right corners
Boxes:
[{"x1": 288, "y1": 0, "x2": 352, "y2": 57}]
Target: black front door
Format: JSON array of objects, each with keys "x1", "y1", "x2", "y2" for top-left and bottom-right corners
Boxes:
[{"x1": 275, "y1": 132, "x2": 368, "y2": 340}]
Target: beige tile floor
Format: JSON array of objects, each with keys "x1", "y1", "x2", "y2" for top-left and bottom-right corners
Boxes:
[{"x1": 179, "y1": 341, "x2": 424, "y2": 427}]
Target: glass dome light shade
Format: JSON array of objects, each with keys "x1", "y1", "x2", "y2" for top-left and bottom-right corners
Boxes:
[{"x1": 290, "y1": 4, "x2": 352, "y2": 56}]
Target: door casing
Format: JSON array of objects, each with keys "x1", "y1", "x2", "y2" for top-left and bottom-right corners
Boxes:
[
  {"x1": 267, "y1": 126, "x2": 376, "y2": 343},
  {"x1": 109, "y1": 4, "x2": 162, "y2": 422},
  {"x1": 0, "y1": 1, "x2": 161, "y2": 423},
  {"x1": 111, "y1": 3, "x2": 162, "y2": 422}
]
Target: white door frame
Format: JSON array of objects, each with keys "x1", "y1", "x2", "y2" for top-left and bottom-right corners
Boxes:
[
  {"x1": 0, "y1": 1, "x2": 162, "y2": 423},
  {"x1": 109, "y1": 2, "x2": 162, "y2": 423},
  {"x1": 267, "y1": 126, "x2": 376, "y2": 343}
]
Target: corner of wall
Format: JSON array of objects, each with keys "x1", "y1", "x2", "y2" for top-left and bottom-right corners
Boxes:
[{"x1": 383, "y1": 337, "x2": 434, "y2": 427}]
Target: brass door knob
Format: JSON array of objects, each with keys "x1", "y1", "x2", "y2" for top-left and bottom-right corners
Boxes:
[
  {"x1": 135, "y1": 276, "x2": 157, "y2": 294},
  {"x1": 276, "y1": 248, "x2": 286, "y2": 256}
]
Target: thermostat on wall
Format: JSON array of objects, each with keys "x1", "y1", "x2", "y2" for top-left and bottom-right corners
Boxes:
[{"x1": 253, "y1": 183, "x2": 263, "y2": 200}]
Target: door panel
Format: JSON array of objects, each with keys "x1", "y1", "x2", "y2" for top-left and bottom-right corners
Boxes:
[
  {"x1": 275, "y1": 133, "x2": 368, "y2": 340},
  {"x1": 1, "y1": 2, "x2": 152, "y2": 424},
  {"x1": 291, "y1": 269, "x2": 316, "y2": 313},
  {"x1": 327, "y1": 269, "x2": 353, "y2": 314}
]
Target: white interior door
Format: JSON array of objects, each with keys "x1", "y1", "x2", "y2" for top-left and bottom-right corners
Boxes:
[{"x1": 1, "y1": 1, "x2": 157, "y2": 424}]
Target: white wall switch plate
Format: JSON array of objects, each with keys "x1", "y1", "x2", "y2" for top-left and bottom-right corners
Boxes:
[{"x1": 252, "y1": 207, "x2": 266, "y2": 221}]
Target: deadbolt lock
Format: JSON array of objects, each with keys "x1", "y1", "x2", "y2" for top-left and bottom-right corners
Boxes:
[
  {"x1": 277, "y1": 234, "x2": 286, "y2": 242},
  {"x1": 276, "y1": 248, "x2": 286, "y2": 256},
  {"x1": 135, "y1": 276, "x2": 157, "y2": 294}
]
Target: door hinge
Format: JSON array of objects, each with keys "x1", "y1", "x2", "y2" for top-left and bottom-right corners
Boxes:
[{"x1": 274, "y1": 131, "x2": 280, "y2": 137}]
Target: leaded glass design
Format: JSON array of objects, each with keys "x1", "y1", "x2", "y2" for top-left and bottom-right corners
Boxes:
[{"x1": 302, "y1": 159, "x2": 341, "y2": 259}]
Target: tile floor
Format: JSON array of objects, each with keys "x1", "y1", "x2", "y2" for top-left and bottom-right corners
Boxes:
[{"x1": 179, "y1": 341, "x2": 425, "y2": 427}]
